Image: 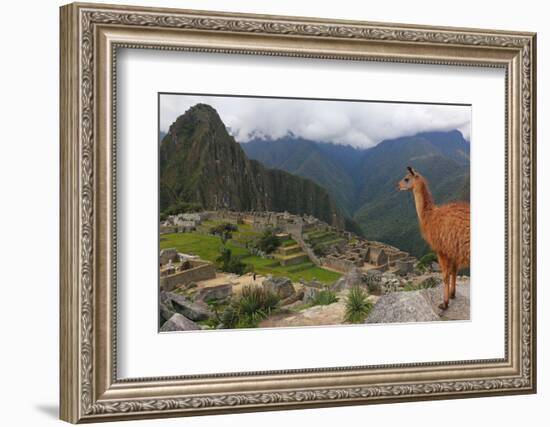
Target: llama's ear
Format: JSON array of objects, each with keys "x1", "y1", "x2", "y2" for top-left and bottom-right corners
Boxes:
[{"x1": 407, "y1": 166, "x2": 417, "y2": 176}]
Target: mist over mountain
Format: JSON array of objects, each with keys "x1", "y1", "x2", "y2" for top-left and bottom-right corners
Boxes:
[{"x1": 241, "y1": 130, "x2": 470, "y2": 257}]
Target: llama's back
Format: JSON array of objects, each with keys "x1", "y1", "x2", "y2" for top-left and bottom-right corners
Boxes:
[{"x1": 422, "y1": 202, "x2": 470, "y2": 268}]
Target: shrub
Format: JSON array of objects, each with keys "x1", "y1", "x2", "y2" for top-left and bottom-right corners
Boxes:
[
  {"x1": 403, "y1": 276, "x2": 441, "y2": 292},
  {"x1": 418, "y1": 276, "x2": 440, "y2": 289},
  {"x1": 209, "y1": 222, "x2": 238, "y2": 239},
  {"x1": 255, "y1": 229, "x2": 281, "y2": 254},
  {"x1": 221, "y1": 285, "x2": 280, "y2": 329},
  {"x1": 416, "y1": 252, "x2": 437, "y2": 272},
  {"x1": 402, "y1": 282, "x2": 417, "y2": 292},
  {"x1": 220, "y1": 304, "x2": 239, "y2": 329},
  {"x1": 312, "y1": 244, "x2": 328, "y2": 257},
  {"x1": 216, "y1": 247, "x2": 249, "y2": 275},
  {"x1": 345, "y1": 286, "x2": 372, "y2": 324},
  {"x1": 312, "y1": 288, "x2": 338, "y2": 305}
]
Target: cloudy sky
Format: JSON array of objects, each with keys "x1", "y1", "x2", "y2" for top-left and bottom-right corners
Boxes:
[{"x1": 160, "y1": 94, "x2": 471, "y2": 148}]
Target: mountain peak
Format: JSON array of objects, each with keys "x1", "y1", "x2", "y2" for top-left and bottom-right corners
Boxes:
[{"x1": 168, "y1": 103, "x2": 225, "y2": 136}]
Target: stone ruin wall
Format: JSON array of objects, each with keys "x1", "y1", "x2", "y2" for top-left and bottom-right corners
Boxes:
[
  {"x1": 321, "y1": 255, "x2": 361, "y2": 273},
  {"x1": 160, "y1": 260, "x2": 216, "y2": 292}
]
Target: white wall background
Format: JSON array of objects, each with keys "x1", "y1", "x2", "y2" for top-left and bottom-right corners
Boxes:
[{"x1": 0, "y1": 0, "x2": 545, "y2": 426}]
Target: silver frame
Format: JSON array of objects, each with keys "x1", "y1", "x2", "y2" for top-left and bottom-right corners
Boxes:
[{"x1": 60, "y1": 2, "x2": 536, "y2": 423}]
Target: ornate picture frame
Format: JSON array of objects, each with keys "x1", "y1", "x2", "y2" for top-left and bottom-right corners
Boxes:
[{"x1": 60, "y1": 2, "x2": 536, "y2": 423}]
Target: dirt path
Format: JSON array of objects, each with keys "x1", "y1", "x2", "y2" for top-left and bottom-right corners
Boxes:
[
  {"x1": 196, "y1": 272, "x2": 267, "y2": 294},
  {"x1": 259, "y1": 299, "x2": 348, "y2": 327}
]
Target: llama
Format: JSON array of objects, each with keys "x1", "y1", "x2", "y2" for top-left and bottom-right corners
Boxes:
[{"x1": 398, "y1": 166, "x2": 470, "y2": 310}]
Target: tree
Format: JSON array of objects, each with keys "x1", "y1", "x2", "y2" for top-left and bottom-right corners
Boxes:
[
  {"x1": 216, "y1": 246, "x2": 249, "y2": 275},
  {"x1": 255, "y1": 229, "x2": 281, "y2": 254}
]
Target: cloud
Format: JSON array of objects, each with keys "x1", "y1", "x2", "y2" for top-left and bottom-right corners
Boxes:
[{"x1": 160, "y1": 94, "x2": 471, "y2": 148}]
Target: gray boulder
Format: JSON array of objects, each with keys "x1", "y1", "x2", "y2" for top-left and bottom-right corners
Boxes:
[
  {"x1": 160, "y1": 290, "x2": 175, "y2": 310},
  {"x1": 263, "y1": 276, "x2": 295, "y2": 299},
  {"x1": 363, "y1": 270, "x2": 383, "y2": 293},
  {"x1": 194, "y1": 284, "x2": 232, "y2": 303},
  {"x1": 379, "y1": 273, "x2": 401, "y2": 294},
  {"x1": 331, "y1": 268, "x2": 362, "y2": 292},
  {"x1": 281, "y1": 288, "x2": 304, "y2": 306},
  {"x1": 160, "y1": 248, "x2": 179, "y2": 266},
  {"x1": 304, "y1": 279, "x2": 324, "y2": 289},
  {"x1": 366, "y1": 291, "x2": 440, "y2": 324},
  {"x1": 164, "y1": 292, "x2": 213, "y2": 321},
  {"x1": 160, "y1": 313, "x2": 201, "y2": 332},
  {"x1": 159, "y1": 301, "x2": 175, "y2": 323},
  {"x1": 419, "y1": 283, "x2": 470, "y2": 321},
  {"x1": 302, "y1": 286, "x2": 321, "y2": 304}
]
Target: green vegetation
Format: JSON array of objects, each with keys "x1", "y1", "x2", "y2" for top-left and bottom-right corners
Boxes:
[
  {"x1": 402, "y1": 282, "x2": 418, "y2": 292},
  {"x1": 416, "y1": 252, "x2": 437, "y2": 272},
  {"x1": 209, "y1": 222, "x2": 238, "y2": 243},
  {"x1": 216, "y1": 247, "x2": 250, "y2": 275},
  {"x1": 221, "y1": 285, "x2": 280, "y2": 328},
  {"x1": 280, "y1": 238, "x2": 297, "y2": 247},
  {"x1": 312, "y1": 288, "x2": 339, "y2": 306},
  {"x1": 254, "y1": 229, "x2": 281, "y2": 254},
  {"x1": 242, "y1": 254, "x2": 340, "y2": 284},
  {"x1": 304, "y1": 229, "x2": 346, "y2": 257},
  {"x1": 402, "y1": 277, "x2": 440, "y2": 292},
  {"x1": 345, "y1": 287, "x2": 372, "y2": 323},
  {"x1": 312, "y1": 245, "x2": 328, "y2": 257},
  {"x1": 160, "y1": 232, "x2": 248, "y2": 261}
]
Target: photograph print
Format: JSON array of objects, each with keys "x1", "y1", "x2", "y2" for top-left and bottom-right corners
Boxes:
[{"x1": 158, "y1": 94, "x2": 471, "y2": 332}]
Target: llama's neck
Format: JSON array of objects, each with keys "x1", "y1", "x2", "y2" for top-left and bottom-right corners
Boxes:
[{"x1": 412, "y1": 178, "x2": 435, "y2": 226}]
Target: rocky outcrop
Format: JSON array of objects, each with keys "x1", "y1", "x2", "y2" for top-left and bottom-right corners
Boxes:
[
  {"x1": 362, "y1": 270, "x2": 383, "y2": 292},
  {"x1": 160, "y1": 313, "x2": 201, "y2": 332},
  {"x1": 161, "y1": 291, "x2": 213, "y2": 321},
  {"x1": 366, "y1": 280, "x2": 470, "y2": 324},
  {"x1": 262, "y1": 276, "x2": 295, "y2": 299},
  {"x1": 281, "y1": 289, "x2": 305, "y2": 306},
  {"x1": 302, "y1": 286, "x2": 321, "y2": 304},
  {"x1": 159, "y1": 301, "x2": 175, "y2": 324},
  {"x1": 378, "y1": 273, "x2": 402, "y2": 294},
  {"x1": 160, "y1": 248, "x2": 178, "y2": 266},
  {"x1": 366, "y1": 292, "x2": 440, "y2": 323},
  {"x1": 331, "y1": 268, "x2": 363, "y2": 292},
  {"x1": 194, "y1": 284, "x2": 232, "y2": 303},
  {"x1": 420, "y1": 282, "x2": 470, "y2": 321}
]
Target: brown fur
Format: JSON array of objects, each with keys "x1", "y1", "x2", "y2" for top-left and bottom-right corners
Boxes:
[{"x1": 399, "y1": 167, "x2": 470, "y2": 309}]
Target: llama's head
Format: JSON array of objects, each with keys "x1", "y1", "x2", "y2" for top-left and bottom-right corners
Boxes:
[{"x1": 398, "y1": 166, "x2": 421, "y2": 191}]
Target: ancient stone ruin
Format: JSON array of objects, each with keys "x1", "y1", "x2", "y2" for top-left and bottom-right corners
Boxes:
[
  {"x1": 159, "y1": 248, "x2": 216, "y2": 291},
  {"x1": 160, "y1": 209, "x2": 418, "y2": 275}
]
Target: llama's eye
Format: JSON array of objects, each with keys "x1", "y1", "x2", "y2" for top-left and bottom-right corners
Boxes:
[{"x1": 404, "y1": 178, "x2": 409, "y2": 182}]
